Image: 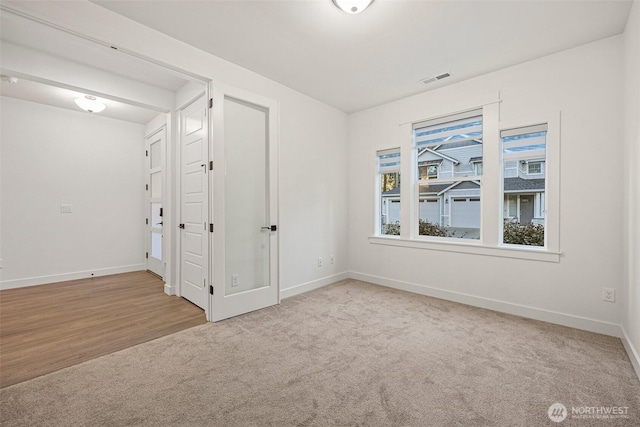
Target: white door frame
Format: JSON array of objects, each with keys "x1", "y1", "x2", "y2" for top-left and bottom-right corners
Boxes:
[
  {"x1": 210, "y1": 84, "x2": 280, "y2": 321},
  {"x1": 144, "y1": 125, "x2": 166, "y2": 279}
]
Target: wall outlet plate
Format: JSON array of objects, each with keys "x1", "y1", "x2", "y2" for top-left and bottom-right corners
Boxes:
[
  {"x1": 231, "y1": 274, "x2": 239, "y2": 287},
  {"x1": 318, "y1": 257, "x2": 323, "y2": 267},
  {"x1": 602, "y1": 287, "x2": 615, "y2": 303}
]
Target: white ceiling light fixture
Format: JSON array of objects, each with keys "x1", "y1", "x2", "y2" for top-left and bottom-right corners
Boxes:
[
  {"x1": 74, "y1": 95, "x2": 106, "y2": 113},
  {"x1": 332, "y1": 0, "x2": 374, "y2": 14}
]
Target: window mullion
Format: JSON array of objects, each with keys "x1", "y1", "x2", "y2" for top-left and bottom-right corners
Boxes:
[
  {"x1": 399, "y1": 123, "x2": 413, "y2": 239},
  {"x1": 481, "y1": 103, "x2": 500, "y2": 246}
]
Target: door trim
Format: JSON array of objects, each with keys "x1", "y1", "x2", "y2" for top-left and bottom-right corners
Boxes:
[
  {"x1": 144, "y1": 125, "x2": 166, "y2": 279},
  {"x1": 210, "y1": 85, "x2": 280, "y2": 321}
]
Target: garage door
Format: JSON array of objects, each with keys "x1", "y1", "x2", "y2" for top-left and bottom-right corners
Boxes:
[
  {"x1": 419, "y1": 199, "x2": 440, "y2": 224},
  {"x1": 388, "y1": 200, "x2": 400, "y2": 224},
  {"x1": 451, "y1": 197, "x2": 480, "y2": 228}
]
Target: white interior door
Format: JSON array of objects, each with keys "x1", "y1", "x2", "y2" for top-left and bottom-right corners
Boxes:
[
  {"x1": 179, "y1": 95, "x2": 209, "y2": 310},
  {"x1": 211, "y1": 92, "x2": 279, "y2": 321},
  {"x1": 145, "y1": 127, "x2": 165, "y2": 278}
]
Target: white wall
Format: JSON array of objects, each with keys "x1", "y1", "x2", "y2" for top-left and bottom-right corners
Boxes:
[
  {"x1": 9, "y1": 1, "x2": 349, "y2": 296},
  {"x1": 623, "y1": 0, "x2": 640, "y2": 376},
  {"x1": 0, "y1": 97, "x2": 145, "y2": 288},
  {"x1": 348, "y1": 35, "x2": 625, "y2": 335}
]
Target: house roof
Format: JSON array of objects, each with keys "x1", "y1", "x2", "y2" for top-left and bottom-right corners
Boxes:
[
  {"x1": 382, "y1": 183, "x2": 452, "y2": 196},
  {"x1": 384, "y1": 179, "x2": 539, "y2": 196},
  {"x1": 382, "y1": 186, "x2": 401, "y2": 196},
  {"x1": 384, "y1": 180, "x2": 483, "y2": 197},
  {"x1": 420, "y1": 183, "x2": 457, "y2": 195},
  {"x1": 504, "y1": 177, "x2": 545, "y2": 192},
  {"x1": 417, "y1": 147, "x2": 460, "y2": 165}
]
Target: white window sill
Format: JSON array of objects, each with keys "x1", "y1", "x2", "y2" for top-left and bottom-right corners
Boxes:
[{"x1": 369, "y1": 236, "x2": 560, "y2": 263}]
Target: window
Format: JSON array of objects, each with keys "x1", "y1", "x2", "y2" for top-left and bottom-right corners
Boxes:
[
  {"x1": 527, "y1": 162, "x2": 542, "y2": 174},
  {"x1": 501, "y1": 124, "x2": 547, "y2": 247},
  {"x1": 474, "y1": 162, "x2": 483, "y2": 175},
  {"x1": 371, "y1": 105, "x2": 558, "y2": 262},
  {"x1": 377, "y1": 148, "x2": 401, "y2": 236},
  {"x1": 413, "y1": 109, "x2": 482, "y2": 240},
  {"x1": 418, "y1": 161, "x2": 439, "y2": 180}
]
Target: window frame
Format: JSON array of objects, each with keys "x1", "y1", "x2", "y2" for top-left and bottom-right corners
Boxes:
[
  {"x1": 371, "y1": 105, "x2": 560, "y2": 263},
  {"x1": 376, "y1": 148, "x2": 402, "y2": 237},
  {"x1": 527, "y1": 161, "x2": 542, "y2": 175},
  {"x1": 413, "y1": 108, "x2": 484, "y2": 241}
]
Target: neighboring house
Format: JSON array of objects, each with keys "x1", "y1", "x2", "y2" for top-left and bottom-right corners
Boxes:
[
  {"x1": 382, "y1": 140, "x2": 545, "y2": 228},
  {"x1": 503, "y1": 161, "x2": 546, "y2": 226}
]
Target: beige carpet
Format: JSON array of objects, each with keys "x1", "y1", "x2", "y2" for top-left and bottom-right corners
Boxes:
[{"x1": 1, "y1": 279, "x2": 639, "y2": 426}]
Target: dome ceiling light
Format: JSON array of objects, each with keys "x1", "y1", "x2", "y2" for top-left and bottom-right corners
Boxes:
[
  {"x1": 74, "y1": 95, "x2": 106, "y2": 113},
  {"x1": 332, "y1": 0, "x2": 374, "y2": 14}
]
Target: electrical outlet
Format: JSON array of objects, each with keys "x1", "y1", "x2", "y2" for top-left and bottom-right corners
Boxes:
[
  {"x1": 317, "y1": 257, "x2": 323, "y2": 267},
  {"x1": 330, "y1": 255, "x2": 335, "y2": 264},
  {"x1": 232, "y1": 274, "x2": 239, "y2": 287},
  {"x1": 602, "y1": 287, "x2": 615, "y2": 303}
]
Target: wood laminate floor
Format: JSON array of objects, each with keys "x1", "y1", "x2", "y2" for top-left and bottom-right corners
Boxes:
[{"x1": 0, "y1": 271, "x2": 206, "y2": 388}]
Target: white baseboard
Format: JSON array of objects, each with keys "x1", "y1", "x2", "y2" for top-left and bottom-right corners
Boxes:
[
  {"x1": 280, "y1": 272, "x2": 349, "y2": 300},
  {"x1": 164, "y1": 282, "x2": 176, "y2": 296},
  {"x1": 349, "y1": 271, "x2": 623, "y2": 338},
  {"x1": 621, "y1": 327, "x2": 640, "y2": 382},
  {"x1": 0, "y1": 264, "x2": 146, "y2": 290}
]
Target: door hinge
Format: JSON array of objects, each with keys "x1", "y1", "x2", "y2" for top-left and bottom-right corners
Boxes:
[
  {"x1": 179, "y1": 223, "x2": 185, "y2": 229},
  {"x1": 209, "y1": 223, "x2": 214, "y2": 233},
  {"x1": 145, "y1": 150, "x2": 148, "y2": 157},
  {"x1": 145, "y1": 218, "x2": 148, "y2": 225},
  {"x1": 209, "y1": 285, "x2": 214, "y2": 295},
  {"x1": 145, "y1": 252, "x2": 148, "y2": 259},
  {"x1": 145, "y1": 184, "x2": 148, "y2": 191},
  {"x1": 208, "y1": 98, "x2": 213, "y2": 109},
  {"x1": 209, "y1": 160, "x2": 213, "y2": 171}
]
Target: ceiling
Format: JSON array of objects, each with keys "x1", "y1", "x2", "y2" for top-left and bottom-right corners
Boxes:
[
  {"x1": 91, "y1": 0, "x2": 633, "y2": 113},
  {"x1": 0, "y1": 5, "x2": 201, "y2": 124},
  {"x1": 0, "y1": 77, "x2": 164, "y2": 124},
  {"x1": 0, "y1": 1, "x2": 633, "y2": 118}
]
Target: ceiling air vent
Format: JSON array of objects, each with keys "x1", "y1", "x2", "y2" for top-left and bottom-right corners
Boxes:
[{"x1": 420, "y1": 72, "x2": 451, "y2": 86}]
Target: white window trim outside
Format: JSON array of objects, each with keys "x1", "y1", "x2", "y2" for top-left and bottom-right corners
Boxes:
[
  {"x1": 528, "y1": 162, "x2": 542, "y2": 174},
  {"x1": 371, "y1": 105, "x2": 561, "y2": 263},
  {"x1": 375, "y1": 147, "x2": 402, "y2": 237},
  {"x1": 499, "y1": 114, "x2": 560, "y2": 254}
]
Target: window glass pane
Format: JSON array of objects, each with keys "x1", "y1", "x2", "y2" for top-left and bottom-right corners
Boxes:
[
  {"x1": 378, "y1": 149, "x2": 400, "y2": 236},
  {"x1": 150, "y1": 140, "x2": 161, "y2": 169},
  {"x1": 151, "y1": 171, "x2": 161, "y2": 199},
  {"x1": 150, "y1": 231, "x2": 162, "y2": 260},
  {"x1": 501, "y1": 126, "x2": 547, "y2": 247},
  {"x1": 151, "y1": 202, "x2": 162, "y2": 228},
  {"x1": 414, "y1": 110, "x2": 482, "y2": 240}
]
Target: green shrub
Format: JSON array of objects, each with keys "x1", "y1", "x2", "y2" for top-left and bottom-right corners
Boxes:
[
  {"x1": 503, "y1": 222, "x2": 544, "y2": 246},
  {"x1": 418, "y1": 219, "x2": 449, "y2": 237},
  {"x1": 382, "y1": 223, "x2": 400, "y2": 236}
]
